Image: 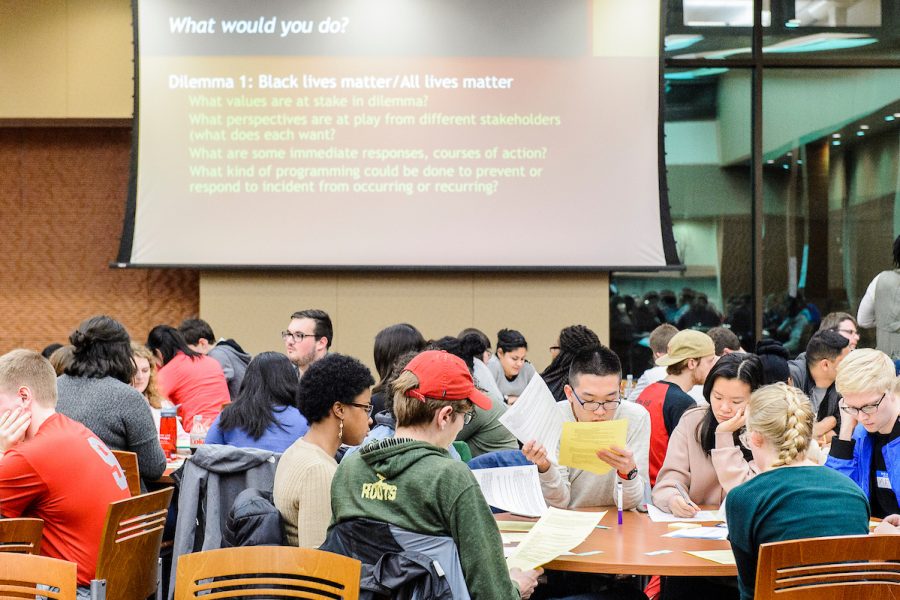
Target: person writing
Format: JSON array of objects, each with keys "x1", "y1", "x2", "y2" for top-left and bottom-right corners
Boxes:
[
  {"x1": 727, "y1": 382, "x2": 870, "y2": 600},
  {"x1": 652, "y1": 353, "x2": 763, "y2": 517}
]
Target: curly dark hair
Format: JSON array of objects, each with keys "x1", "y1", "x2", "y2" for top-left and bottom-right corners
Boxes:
[
  {"x1": 65, "y1": 315, "x2": 135, "y2": 383},
  {"x1": 541, "y1": 325, "x2": 601, "y2": 401},
  {"x1": 297, "y1": 353, "x2": 374, "y2": 424}
]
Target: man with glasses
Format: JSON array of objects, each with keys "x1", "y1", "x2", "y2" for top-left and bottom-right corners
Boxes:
[
  {"x1": 522, "y1": 345, "x2": 650, "y2": 510},
  {"x1": 636, "y1": 329, "x2": 716, "y2": 485},
  {"x1": 826, "y1": 349, "x2": 900, "y2": 519},
  {"x1": 282, "y1": 309, "x2": 332, "y2": 376}
]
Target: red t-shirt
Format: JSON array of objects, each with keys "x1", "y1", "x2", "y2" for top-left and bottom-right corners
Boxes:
[
  {"x1": 0, "y1": 413, "x2": 130, "y2": 585},
  {"x1": 636, "y1": 380, "x2": 697, "y2": 486},
  {"x1": 157, "y1": 352, "x2": 229, "y2": 431}
]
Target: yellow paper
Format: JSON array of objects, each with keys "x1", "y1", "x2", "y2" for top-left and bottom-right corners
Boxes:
[
  {"x1": 559, "y1": 419, "x2": 628, "y2": 475},
  {"x1": 685, "y1": 550, "x2": 736, "y2": 565},
  {"x1": 507, "y1": 507, "x2": 606, "y2": 571},
  {"x1": 497, "y1": 521, "x2": 536, "y2": 532}
]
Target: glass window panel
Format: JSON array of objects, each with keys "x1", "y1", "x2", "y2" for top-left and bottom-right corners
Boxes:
[
  {"x1": 611, "y1": 68, "x2": 753, "y2": 375},
  {"x1": 666, "y1": 0, "x2": 754, "y2": 60},
  {"x1": 762, "y1": 69, "x2": 900, "y2": 355},
  {"x1": 764, "y1": 0, "x2": 899, "y2": 60}
]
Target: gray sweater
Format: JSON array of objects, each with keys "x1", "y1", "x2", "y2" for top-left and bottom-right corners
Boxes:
[{"x1": 56, "y1": 375, "x2": 167, "y2": 484}]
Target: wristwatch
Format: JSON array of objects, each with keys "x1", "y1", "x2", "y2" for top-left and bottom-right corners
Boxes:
[{"x1": 617, "y1": 466, "x2": 638, "y2": 481}]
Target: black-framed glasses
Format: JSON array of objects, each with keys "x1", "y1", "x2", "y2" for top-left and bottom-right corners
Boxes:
[
  {"x1": 281, "y1": 330, "x2": 317, "y2": 343},
  {"x1": 549, "y1": 345, "x2": 561, "y2": 353},
  {"x1": 571, "y1": 389, "x2": 621, "y2": 413},
  {"x1": 348, "y1": 402, "x2": 374, "y2": 416},
  {"x1": 461, "y1": 409, "x2": 476, "y2": 425},
  {"x1": 840, "y1": 393, "x2": 886, "y2": 416}
]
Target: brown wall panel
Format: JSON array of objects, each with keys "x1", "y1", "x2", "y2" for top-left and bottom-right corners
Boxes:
[{"x1": 0, "y1": 127, "x2": 199, "y2": 353}]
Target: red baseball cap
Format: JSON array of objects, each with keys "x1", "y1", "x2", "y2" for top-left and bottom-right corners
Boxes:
[{"x1": 403, "y1": 350, "x2": 492, "y2": 410}]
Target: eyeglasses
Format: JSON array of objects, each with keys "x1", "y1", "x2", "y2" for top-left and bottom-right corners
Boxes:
[
  {"x1": 571, "y1": 389, "x2": 621, "y2": 413},
  {"x1": 836, "y1": 328, "x2": 859, "y2": 337},
  {"x1": 549, "y1": 345, "x2": 561, "y2": 353},
  {"x1": 840, "y1": 392, "x2": 886, "y2": 416},
  {"x1": 348, "y1": 402, "x2": 374, "y2": 416},
  {"x1": 281, "y1": 330, "x2": 317, "y2": 343},
  {"x1": 460, "y1": 409, "x2": 476, "y2": 425}
]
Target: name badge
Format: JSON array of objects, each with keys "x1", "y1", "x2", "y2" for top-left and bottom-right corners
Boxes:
[{"x1": 876, "y1": 470, "x2": 892, "y2": 489}]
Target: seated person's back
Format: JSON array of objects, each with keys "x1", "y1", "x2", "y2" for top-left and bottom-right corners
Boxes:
[
  {"x1": 328, "y1": 350, "x2": 540, "y2": 600},
  {"x1": 205, "y1": 352, "x2": 308, "y2": 452},
  {"x1": 727, "y1": 382, "x2": 869, "y2": 600}
]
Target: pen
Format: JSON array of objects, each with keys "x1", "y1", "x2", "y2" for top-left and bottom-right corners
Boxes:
[
  {"x1": 616, "y1": 479, "x2": 623, "y2": 525},
  {"x1": 673, "y1": 481, "x2": 699, "y2": 510}
]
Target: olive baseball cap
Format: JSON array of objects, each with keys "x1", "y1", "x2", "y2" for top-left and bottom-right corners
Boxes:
[{"x1": 655, "y1": 330, "x2": 715, "y2": 366}]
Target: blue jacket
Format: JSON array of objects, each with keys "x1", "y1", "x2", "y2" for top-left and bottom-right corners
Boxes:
[{"x1": 825, "y1": 424, "x2": 900, "y2": 502}]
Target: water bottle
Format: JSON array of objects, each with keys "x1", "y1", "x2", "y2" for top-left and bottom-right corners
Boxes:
[
  {"x1": 159, "y1": 407, "x2": 178, "y2": 459},
  {"x1": 189, "y1": 415, "x2": 207, "y2": 451}
]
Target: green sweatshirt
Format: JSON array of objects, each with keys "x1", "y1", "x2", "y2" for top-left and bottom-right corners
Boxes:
[{"x1": 330, "y1": 437, "x2": 520, "y2": 600}]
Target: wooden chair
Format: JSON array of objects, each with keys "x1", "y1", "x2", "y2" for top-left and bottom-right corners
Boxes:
[
  {"x1": 111, "y1": 449, "x2": 141, "y2": 496},
  {"x1": 755, "y1": 534, "x2": 900, "y2": 599},
  {"x1": 174, "y1": 546, "x2": 361, "y2": 600},
  {"x1": 0, "y1": 517, "x2": 43, "y2": 554},
  {"x1": 0, "y1": 553, "x2": 78, "y2": 600},
  {"x1": 92, "y1": 487, "x2": 174, "y2": 600}
]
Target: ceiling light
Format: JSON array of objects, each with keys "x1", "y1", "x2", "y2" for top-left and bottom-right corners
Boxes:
[{"x1": 860, "y1": 125, "x2": 870, "y2": 130}]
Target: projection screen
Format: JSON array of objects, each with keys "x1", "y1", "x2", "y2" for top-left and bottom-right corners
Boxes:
[{"x1": 119, "y1": 0, "x2": 677, "y2": 269}]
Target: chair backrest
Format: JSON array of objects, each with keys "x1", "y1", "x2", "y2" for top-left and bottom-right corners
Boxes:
[
  {"x1": 755, "y1": 534, "x2": 900, "y2": 600},
  {"x1": 0, "y1": 553, "x2": 78, "y2": 600},
  {"x1": 95, "y1": 487, "x2": 174, "y2": 600},
  {"x1": 111, "y1": 449, "x2": 141, "y2": 496},
  {"x1": 174, "y1": 546, "x2": 361, "y2": 600},
  {"x1": 0, "y1": 517, "x2": 43, "y2": 554}
]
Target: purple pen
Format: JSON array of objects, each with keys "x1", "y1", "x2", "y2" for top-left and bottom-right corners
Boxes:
[{"x1": 616, "y1": 479, "x2": 623, "y2": 525}]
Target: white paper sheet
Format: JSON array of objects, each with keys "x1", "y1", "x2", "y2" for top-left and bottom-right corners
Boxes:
[
  {"x1": 498, "y1": 375, "x2": 563, "y2": 462},
  {"x1": 472, "y1": 465, "x2": 548, "y2": 518},
  {"x1": 663, "y1": 526, "x2": 729, "y2": 541},
  {"x1": 646, "y1": 504, "x2": 724, "y2": 523}
]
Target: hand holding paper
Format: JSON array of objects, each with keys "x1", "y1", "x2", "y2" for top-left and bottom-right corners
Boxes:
[
  {"x1": 498, "y1": 375, "x2": 563, "y2": 463},
  {"x1": 559, "y1": 419, "x2": 628, "y2": 475}
]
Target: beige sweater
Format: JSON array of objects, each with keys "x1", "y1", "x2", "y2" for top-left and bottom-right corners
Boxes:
[
  {"x1": 538, "y1": 400, "x2": 650, "y2": 509},
  {"x1": 652, "y1": 407, "x2": 758, "y2": 511},
  {"x1": 273, "y1": 437, "x2": 337, "y2": 548}
]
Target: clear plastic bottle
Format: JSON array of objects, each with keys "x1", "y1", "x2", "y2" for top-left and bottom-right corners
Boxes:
[{"x1": 189, "y1": 415, "x2": 207, "y2": 451}]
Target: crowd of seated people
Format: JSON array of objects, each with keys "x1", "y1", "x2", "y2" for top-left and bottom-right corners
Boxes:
[{"x1": 1, "y1": 307, "x2": 898, "y2": 600}]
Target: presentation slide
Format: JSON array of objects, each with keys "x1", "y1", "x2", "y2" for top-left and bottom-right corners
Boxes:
[{"x1": 122, "y1": 0, "x2": 674, "y2": 268}]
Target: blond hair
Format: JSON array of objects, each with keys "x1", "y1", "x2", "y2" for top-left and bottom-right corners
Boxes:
[
  {"x1": 0, "y1": 349, "x2": 58, "y2": 407},
  {"x1": 747, "y1": 383, "x2": 813, "y2": 467},
  {"x1": 131, "y1": 342, "x2": 164, "y2": 409},
  {"x1": 391, "y1": 370, "x2": 473, "y2": 428},
  {"x1": 835, "y1": 348, "x2": 896, "y2": 397}
]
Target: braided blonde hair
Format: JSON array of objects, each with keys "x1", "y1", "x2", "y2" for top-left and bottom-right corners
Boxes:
[{"x1": 747, "y1": 382, "x2": 814, "y2": 467}]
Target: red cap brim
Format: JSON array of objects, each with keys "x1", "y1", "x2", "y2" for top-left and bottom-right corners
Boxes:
[{"x1": 468, "y1": 387, "x2": 493, "y2": 411}]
